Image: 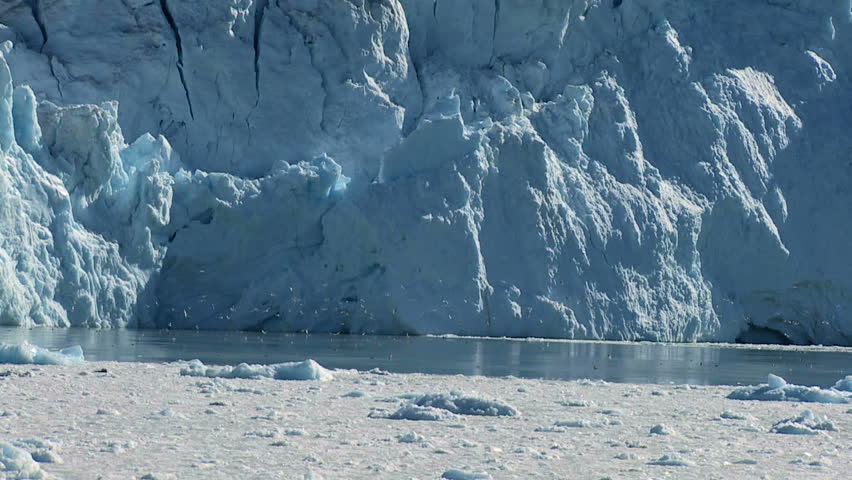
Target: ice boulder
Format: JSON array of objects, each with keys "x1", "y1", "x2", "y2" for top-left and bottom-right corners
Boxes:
[
  {"x1": 728, "y1": 374, "x2": 852, "y2": 404},
  {"x1": 0, "y1": 440, "x2": 52, "y2": 479},
  {"x1": 770, "y1": 410, "x2": 837, "y2": 435},
  {"x1": 0, "y1": 342, "x2": 84, "y2": 366},
  {"x1": 180, "y1": 359, "x2": 333, "y2": 381},
  {"x1": 406, "y1": 392, "x2": 518, "y2": 417},
  {"x1": 834, "y1": 376, "x2": 852, "y2": 392}
]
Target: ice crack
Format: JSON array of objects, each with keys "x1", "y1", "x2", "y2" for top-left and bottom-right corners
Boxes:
[
  {"x1": 253, "y1": 0, "x2": 270, "y2": 101},
  {"x1": 490, "y1": 0, "x2": 500, "y2": 66},
  {"x1": 159, "y1": 0, "x2": 194, "y2": 120},
  {"x1": 24, "y1": 0, "x2": 48, "y2": 51},
  {"x1": 48, "y1": 57, "x2": 64, "y2": 100}
]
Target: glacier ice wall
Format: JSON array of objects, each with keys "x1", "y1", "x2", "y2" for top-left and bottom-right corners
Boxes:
[{"x1": 1, "y1": 0, "x2": 851, "y2": 344}]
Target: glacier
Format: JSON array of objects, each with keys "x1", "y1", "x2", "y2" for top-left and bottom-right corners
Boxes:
[{"x1": 0, "y1": 0, "x2": 851, "y2": 344}]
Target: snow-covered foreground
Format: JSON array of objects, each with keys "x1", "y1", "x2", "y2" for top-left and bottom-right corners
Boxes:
[{"x1": 1, "y1": 361, "x2": 850, "y2": 479}]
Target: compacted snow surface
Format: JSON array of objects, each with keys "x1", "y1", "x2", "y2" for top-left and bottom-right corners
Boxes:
[{"x1": 1, "y1": 355, "x2": 850, "y2": 479}]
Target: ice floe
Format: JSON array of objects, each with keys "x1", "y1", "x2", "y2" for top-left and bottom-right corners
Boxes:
[
  {"x1": 441, "y1": 469, "x2": 492, "y2": 480},
  {"x1": 406, "y1": 392, "x2": 518, "y2": 417},
  {"x1": 770, "y1": 410, "x2": 837, "y2": 435},
  {"x1": 0, "y1": 440, "x2": 52, "y2": 479},
  {"x1": 384, "y1": 392, "x2": 517, "y2": 421},
  {"x1": 179, "y1": 359, "x2": 333, "y2": 381},
  {"x1": 0, "y1": 342, "x2": 84, "y2": 366},
  {"x1": 833, "y1": 376, "x2": 852, "y2": 392},
  {"x1": 647, "y1": 454, "x2": 692, "y2": 467},
  {"x1": 727, "y1": 374, "x2": 851, "y2": 403},
  {"x1": 2, "y1": 361, "x2": 851, "y2": 478}
]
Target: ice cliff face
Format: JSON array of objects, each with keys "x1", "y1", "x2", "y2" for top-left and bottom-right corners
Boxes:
[{"x1": 1, "y1": 0, "x2": 851, "y2": 344}]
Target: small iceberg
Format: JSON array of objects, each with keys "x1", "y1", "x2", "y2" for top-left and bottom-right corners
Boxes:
[
  {"x1": 0, "y1": 342, "x2": 84, "y2": 366},
  {"x1": 0, "y1": 440, "x2": 53, "y2": 479},
  {"x1": 180, "y1": 359, "x2": 333, "y2": 381},
  {"x1": 727, "y1": 374, "x2": 851, "y2": 404},
  {"x1": 387, "y1": 391, "x2": 519, "y2": 421},
  {"x1": 771, "y1": 410, "x2": 836, "y2": 435}
]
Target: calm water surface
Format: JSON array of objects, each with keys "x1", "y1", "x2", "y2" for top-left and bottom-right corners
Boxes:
[{"x1": 1, "y1": 327, "x2": 849, "y2": 387}]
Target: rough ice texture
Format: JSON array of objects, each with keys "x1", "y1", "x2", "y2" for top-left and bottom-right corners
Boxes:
[
  {"x1": 0, "y1": 342, "x2": 84, "y2": 365},
  {"x1": 1, "y1": 1, "x2": 852, "y2": 344},
  {"x1": 179, "y1": 359, "x2": 333, "y2": 381},
  {"x1": 0, "y1": 440, "x2": 53, "y2": 479},
  {"x1": 834, "y1": 376, "x2": 852, "y2": 392},
  {"x1": 728, "y1": 374, "x2": 852, "y2": 404},
  {"x1": 388, "y1": 404, "x2": 451, "y2": 422},
  {"x1": 410, "y1": 392, "x2": 519, "y2": 417},
  {"x1": 770, "y1": 410, "x2": 837, "y2": 435}
]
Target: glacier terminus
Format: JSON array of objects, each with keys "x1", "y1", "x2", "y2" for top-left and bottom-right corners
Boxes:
[{"x1": 0, "y1": 0, "x2": 851, "y2": 345}]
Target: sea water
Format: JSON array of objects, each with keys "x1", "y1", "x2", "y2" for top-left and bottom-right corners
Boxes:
[{"x1": 0, "y1": 327, "x2": 848, "y2": 387}]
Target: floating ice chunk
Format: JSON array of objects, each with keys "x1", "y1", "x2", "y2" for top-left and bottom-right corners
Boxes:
[
  {"x1": 833, "y1": 376, "x2": 852, "y2": 392},
  {"x1": 13, "y1": 439, "x2": 62, "y2": 464},
  {"x1": 767, "y1": 373, "x2": 787, "y2": 389},
  {"x1": 388, "y1": 404, "x2": 450, "y2": 421},
  {"x1": 650, "y1": 424, "x2": 674, "y2": 436},
  {"x1": 140, "y1": 473, "x2": 177, "y2": 480},
  {"x1": 28, "y1": 449, "x2": 62, "y2": 464},
  {"x1": 0, "y1": 343, "x2": 84, "y2": 366},
  {"x1": 554, "y1": 420, "x2": 591, "y2": 428},
  {"x1": 771, "y1": 410, "x2": 836, "y2": 435},
  {"x1": 534, "y1": 426, "x2": 567, "y2": 433},
  {"x1": 397, "y1": 432, "x2": 425, "y2": 444},
  {"x1": 408, "y1": 392, "x2": 518, "y2": 417},
  {"x1": 387, "y1": 392, "x2": 517, "y2": 421},
  {"x1": 103, "y1": 440, "x2": 136, "y2": 454},
  {"x1": 180, "y1": 359, "x2": 333, "y2": 381},
  {"x1": 648, "y1": 454, "x2": 692, "y2": 466},
  {"x1": 441, "y1": 469, "x2": 492, "y2": 480},
  {"x1": 720, "y1": 411, "x2": 747, "y2": 420},
  {"x1": 728, "y1": 374, "x2": 851, "y2": 404},
  {"x1": 0, "y1": 440, "x2": 52, "y2": 479}
]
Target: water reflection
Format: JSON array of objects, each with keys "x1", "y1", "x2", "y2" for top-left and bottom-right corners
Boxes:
[{"x1": 0, "y1": 327, "x2": 848, "y2": 387}]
